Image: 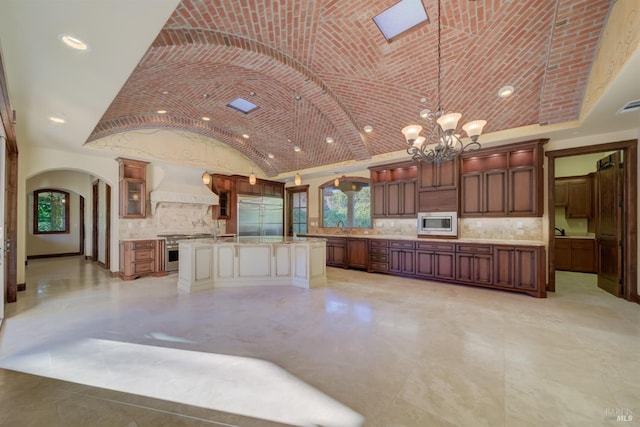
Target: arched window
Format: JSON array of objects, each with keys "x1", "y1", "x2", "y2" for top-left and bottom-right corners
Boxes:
[
  {"x1": 33, "y1": 189, "x2": 70, "y2": 234},
  {"x1": 320, "y1": 177, "x2": 371, "y2": 229}
]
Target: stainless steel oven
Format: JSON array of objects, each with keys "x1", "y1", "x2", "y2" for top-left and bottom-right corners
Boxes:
[
  {"x1": 165, "y1": 242, "x2": 179, "y2": 272},
  {"x1": 417, "y1": 211, "x2": 458, "y2": 237}
]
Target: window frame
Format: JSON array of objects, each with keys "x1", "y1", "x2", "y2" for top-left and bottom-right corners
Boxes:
[
  {"x1": 286, "y1": 185, "x2": 309, "y2": 237},
  {"x1": 319, "y1": 177, "x2": 372, "y2": 229},
  {"x1": 33, "y1": 189, "x2": 70, "y2": 234}
]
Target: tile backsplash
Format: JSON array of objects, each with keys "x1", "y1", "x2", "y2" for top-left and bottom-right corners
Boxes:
[
  {"x1": 307, "y1": 217, "x2": 543, "y2": 241},
  {"x1": 119, "y1": 203, "x2": 226, "y2": 239}
]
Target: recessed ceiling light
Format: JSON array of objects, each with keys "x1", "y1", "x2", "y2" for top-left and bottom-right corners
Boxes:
[
  {"x1": 293, "y1": 146, "x2": 301, "y2": 152},
  {"x1": 58, "y1": 34, "x2": 90, "y2": 51},
  {"x1": 363, "y1": 125, "x2": 374, "y2": 133},
  {"x1": 325, "y1": 136, "x2": 335, "y2": 144},
  {"x1": 498, "y1": 85, "x2": 515, "y2": 98},
  {"x1": 373, "y1": 0, "x2": 428, "y2": 42},
  {"x1": 267, "y1": 153, "x2": 275, "y2": 159},
  {"x1": 157, "y1": 110, "x2": 167, "y2": 114},
  {"x1": 295, "y1": 95, "x2": 302, "y2": 101},
  {"x1": 162, "y1": 90, "x2": 169, "y2": 95},
  {"x1": 202, "y1": 117, "x2": 210, "y2": 121},
  {"x1": 49, "y1": 115, "x2": 66, "y2": 124},
  {"x1": 242, "y1": 133, "x2": 250, "y2": 139}
]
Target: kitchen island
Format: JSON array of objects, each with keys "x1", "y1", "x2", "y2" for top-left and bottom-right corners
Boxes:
[{"x1": 177, "y1": 236, "x2": 327, "y2": 293}]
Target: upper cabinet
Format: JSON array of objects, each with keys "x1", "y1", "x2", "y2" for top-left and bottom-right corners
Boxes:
[
  {"x1": 460, "y1": 140, "x2": 546, "y2": 217},
  {"x1": 369, "y1": 161, "x2": 417, "y2": 218},
  {"x1": 555, "y1": 175, "x2": 593, "y2": 218},
  {"x1": 116, "y1": 157, "x2": 149, "y2": 219},
  {"x1": 417, "y1": 159, "x2": 459, "y2": 212}
]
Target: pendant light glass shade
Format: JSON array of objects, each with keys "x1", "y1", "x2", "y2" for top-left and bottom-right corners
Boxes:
[
  {"x1": 202, "y1": 172, "x2": 211, "y2": 185},
  {"x1": 249, "y1": 172, "x2": 257, "y2": 185},
  {"x1": 294, "y1": 172, "x2": 302, "y2": 185}
]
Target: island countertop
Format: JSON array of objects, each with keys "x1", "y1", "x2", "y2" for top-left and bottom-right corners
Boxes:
[
  {"x1": 182, "y1": 236, "x2": 328, "y2": 244},
  {"x1": 298, "y1": 233, "x2": 545, "y2": 246}
]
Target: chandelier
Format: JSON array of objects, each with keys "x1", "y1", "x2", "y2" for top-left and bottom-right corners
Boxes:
[{"x1": 401, "y1": 0, "x2": 486, "y2": 163}]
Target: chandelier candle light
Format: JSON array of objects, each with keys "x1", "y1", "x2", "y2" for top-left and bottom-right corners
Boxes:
[{"x1": 401, "y1": 0, "x2": 486, "y2": 163}]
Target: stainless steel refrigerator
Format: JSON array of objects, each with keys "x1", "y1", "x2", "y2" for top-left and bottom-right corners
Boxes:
[{"x1": 237, "y1": 195, "x2": 284, "y2": 237}]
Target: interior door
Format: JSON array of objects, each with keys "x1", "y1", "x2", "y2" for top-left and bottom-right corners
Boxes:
[
  {"x1": 596, "y1": 151, "x2": 623, "y2": 297},
  {"x1": 0, "y1": 136, "x2": 5, "y2": 321}
]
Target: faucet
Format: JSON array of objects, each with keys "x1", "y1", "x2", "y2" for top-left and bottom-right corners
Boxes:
[
  {"x1": 336, "y1": 220, "x2": 344, "y2": 230},
  {"x1": 554, "y1": 227, "x2": 565, "y2": 236}
]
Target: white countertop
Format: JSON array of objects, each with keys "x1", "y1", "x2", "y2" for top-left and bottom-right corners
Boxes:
[{"x1": 180, "y1": 236, "x2": 327, "y2": 244}]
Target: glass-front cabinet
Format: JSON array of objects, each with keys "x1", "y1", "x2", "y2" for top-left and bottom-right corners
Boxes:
[{"x1": 117, "y1": 157, "x2": 149, "y2": 218}]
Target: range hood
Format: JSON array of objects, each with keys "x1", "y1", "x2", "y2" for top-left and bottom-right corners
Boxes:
[{"x1": 149, "y1": 164, "x2": 219, "y2": 214}]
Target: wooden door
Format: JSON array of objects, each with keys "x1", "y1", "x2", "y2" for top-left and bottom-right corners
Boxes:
[
  {"x1": 92, "y1": 182, "x2": 99, "y2": 261},
  {"x1": 596, "y1": 152, "x2": 623, "y2": 297}
]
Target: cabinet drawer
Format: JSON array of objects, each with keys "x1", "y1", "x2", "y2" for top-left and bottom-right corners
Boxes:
[
  {"x1": 369, "y1": 262, "x2": 389, "y2": 272},
  {"x1": 417, "y1": 242, "x2": 455, "y2": 252},
  {"x1": 133, "y1": 241, "x2": 154, "y2": 249},
  {"x1": 369, "y1": 239, "x2": 389, "y2": 248},
  {"x1": 389, "y1": 241, "x2": 415, "y2": 249},
  {"x1": 369, "y1": 247, "x2": 389, "y2": 255},
  {"x1": 133, "y1": 261, "x2": 154, "y2": 274},
  {"x1": 133, "y1": 249, "x2": 154, "y2": 261},
  {"x1": 326, "y1": 237, "x2": 346, "y2": 246},
  {"x1": 369, "y1": 254, "x2": 388, "y2": 263},
  {"x1": 456, "y1": 244, "x2": 492, "y2": 254}
]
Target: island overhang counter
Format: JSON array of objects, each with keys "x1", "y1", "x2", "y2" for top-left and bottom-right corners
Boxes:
[{"x1": 177, "y1": 237, "x2": 327, "y2": 293}]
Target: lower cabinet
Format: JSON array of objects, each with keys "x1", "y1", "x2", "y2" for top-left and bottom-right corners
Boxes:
[
  {"x1": 493, "y1": 245, "x2": 544, "y2": 295},
  {"x1": 455, "y1": 244, "x2": 493, "y2": 286},
  {"x1": 119, "y1": 239, "x2": 165, "y2": 280},
  {"x1": 554, "y1": 238, "x2": 596, "y2": 273},
  {"x1": 347, "y1": 238, "x2": 368, "y2": 270},
  {"x1": 389, "y1": 241, "x2": 416, "y2": 275},
  {"x1": 326, "y1": 237, "x2": 347, "y2": 267},
  {"x1": 415, "y1": 242, "x2": 455, "y2": 280},
  {"x1": 368, "y1": 239, "x2": 389, "y2": 273}
]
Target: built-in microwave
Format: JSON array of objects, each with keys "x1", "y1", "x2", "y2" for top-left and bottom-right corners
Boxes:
[{"x1": 417, "y1": 212, "x2": 458, "y2": 237}]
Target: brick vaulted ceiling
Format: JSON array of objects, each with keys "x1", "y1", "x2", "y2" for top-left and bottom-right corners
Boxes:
[{"x1": 87, "y1": 0, "x2": 612, "y2": 177}]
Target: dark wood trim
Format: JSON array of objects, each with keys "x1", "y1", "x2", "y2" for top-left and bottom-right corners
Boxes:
[
  {"x1": 27, "y1": 252, "x2": 82, "y2": 259},
  {"x1": 105, "y1": 184, "x2": 111, "y2": 269},
  {"x1": 79, "y1": 196, "x2": 85, "y2": 256},
  {"x1": 546, "y1": 139, "x2": 638, "y2": 302},
  {"x1": 16, "y1": 283, "x2": 25, "y2": 292},
  {"x1": 92, "y1": 181, "x2": 99, "y2": 262},
  {"x1": 97, "y1": 261, "x2": 106, "y2": 269},
  {"x1": 285, "y1": 185, "x2": 310, "y2": 237},
  {"x1": 85, "y1": 255, "x2": 94, "y2": 261},
  {"x1": 32, "y1": 189, "x2": 71, "y2": 234}
]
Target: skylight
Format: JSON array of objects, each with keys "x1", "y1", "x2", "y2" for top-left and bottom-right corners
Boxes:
[
  {"x1": 227, "y1": 97, "x2": 259, "y2": 114},
  {"x1": 373, "y1": 0, "x2": 428, "y2": 41}
]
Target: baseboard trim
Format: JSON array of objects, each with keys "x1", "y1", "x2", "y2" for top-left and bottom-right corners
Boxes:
[
  {"x1": 97, "y1": 261, "x2": 106, "y2": 269},
  {"x1": 17, "y1": 283, "x2": 26, "y2": 292},
  {"x1": 85, "y1": 255, "x2": 94, "y2": 262},
  {"x1": 27, "y1": 252, "x2": 82, "y2": 260}
]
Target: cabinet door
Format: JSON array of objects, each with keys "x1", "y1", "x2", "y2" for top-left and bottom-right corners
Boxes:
[
  {"x1": 514, "y1": 247, "x2": 538, "y2": 291},
  {"x1": 401, "y1": 180, "x2": 417, "y2": 216},
  {"x1": 484, "y1": 170, "x2": 507, "y2": 215},
  {"x1": 554, "y1": 239, "x2": 572, "y2": 271},
  {"x1": 415, "y1": 251, "x2": 434, "y2": 277},
  {"x1": 390, "y1": 249, "x2": 415, "y2": 274},
  {"x1": 372, "y1": 183, "x2": 386, "y2": 217},
  {"x1": 434, "y1": 252, "x2": 455, "y2": 280},
  {"x1": 418, "y1": 162, "x2": 437, "y2": 189},
  {"x1": 567, "y1": 178, "x2": 591, "y2": 218},
  {"x1": 386, "y1": 182, "x2": 401, "y2": 216},
  {"x1": 461, "y1": 173, "x2": 483, "y2": 216},
  {"x1": 509, "y1": 167, "x2": 536, "y2": 215},
  {"x1": 437, "y1": 160, "x2": 458, "y2": 189},
  {"x1": 570, "y1": 239, "x2": 596, "y2": 273},
  {"x1": 474, "y1": 253, "x2": 493, "y2": 285},
  {"x1": 348, "y1": 239, "x2": 368, "y2": 269},
  {"x1": 555, "y1": 180, "x2": 568, "y2": 206},
  {"x1": 121, "y1": 179, "x2": 146, "y2": 218},
  {"x1": 493, "y1": 247, "x2": 515, "y2": 288},
  {"x1": 455, "y1": 253, "x2": 474, "y2": 282}
]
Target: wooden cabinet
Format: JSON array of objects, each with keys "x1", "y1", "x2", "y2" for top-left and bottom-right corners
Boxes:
[
  {"x1": 347, "y1": 238, "x2": 368, "y2": 270},
  {"x1": 119, "y1": 239, "x2": 165, "y2": 280},
  {"x1": 460, "y1": 140, "x2": 545, "y2": 217},
  {"x1": 417, "y1": 159, "x2": 458, "y2": 212},
  {"x1": 368, "y1": 239, "x2": 389, "y2": 273},
  {"x1": 555, "y1": 176, "x2": 592, "y2": 218},
  {"x1": 493, "y1": 245, "x2": 544, "y2": 295},
  {"x1": 237, "y1": 177, "x2": 262, "y2": 195},
  {"x1": 116, "y1": 157, "x2": 149, "y2": 218},
  {"x1": 455, "y1": 244, "x2": 493, "y2": 285},
  {"x1": 210, "y1": 175, "x2": 232, "y2": 219},
  {"x1": 370, "y1": 161, "x2": 417, "y2": 218},
  {"x1": 326, "y1": 237, "x2": 347, "y2": 267},
  {"x1": 554, "y1": 238, "x2": 596, "y2": 273},
  {"x1": 415, "y1": 242, "x2": 455, "y2": 280},
  {"x1": 389, "y1": 241, "x2": 415, "y2": 275}
]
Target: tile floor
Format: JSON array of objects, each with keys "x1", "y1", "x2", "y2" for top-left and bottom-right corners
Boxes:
[{"x1": 0, "y1": 256, "x2": 638, "y2": 426}]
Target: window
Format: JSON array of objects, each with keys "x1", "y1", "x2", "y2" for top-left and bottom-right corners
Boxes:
[
  {"x1": 34, "y1": 189, "x2": 70, "y2": 234},
  {"x1": 287, "y1": 186, "x2": 308, "y2": 236},
  {"x1": 321, "y1": 178, "x2": 371, "y2": 228}
]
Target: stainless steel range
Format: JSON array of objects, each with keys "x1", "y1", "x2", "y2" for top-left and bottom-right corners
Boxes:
[{"x1": 159, "y1": 234, "x2": 212, "y2": 272}]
